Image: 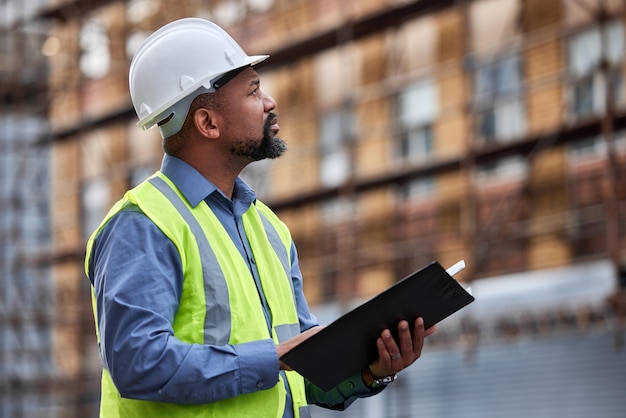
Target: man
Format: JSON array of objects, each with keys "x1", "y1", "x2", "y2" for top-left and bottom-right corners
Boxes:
[{"x1": 85, "y1": 18, "x2": 435, "y2": 418}]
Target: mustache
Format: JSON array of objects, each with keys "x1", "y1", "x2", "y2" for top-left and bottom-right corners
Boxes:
[{"x1": 264, "y1": 112, "x2": 278, "y2": 133}]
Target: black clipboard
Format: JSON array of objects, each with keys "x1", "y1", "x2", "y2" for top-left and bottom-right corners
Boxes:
[{"x1": 280, "y1": 261, "x2": 474, "y2": 391}]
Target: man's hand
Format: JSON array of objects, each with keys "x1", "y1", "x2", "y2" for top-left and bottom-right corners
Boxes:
[
  {"x1": 276, "y1": 326, "x2": 325, "y2": 370},
  {"x1": 367, "y1": 317, "x2": 436, "y2": 379}
]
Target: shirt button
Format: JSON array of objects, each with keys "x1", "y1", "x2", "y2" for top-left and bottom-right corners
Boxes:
[
  {"x1": 257, "y1": 381, "x2": 264, "y2": 389},
  {"x1": 348, "y1": 382, "x2": 354, "y2": 389}
]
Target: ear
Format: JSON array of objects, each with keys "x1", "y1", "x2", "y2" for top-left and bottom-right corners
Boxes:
[{"x1": 193, "y1": 108, "x2": 220, "y2": 139}]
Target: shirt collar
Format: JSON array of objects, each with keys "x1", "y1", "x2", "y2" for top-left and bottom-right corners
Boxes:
[{"x1": 160, "y1": 154, "x2": 257, "y2": 209}]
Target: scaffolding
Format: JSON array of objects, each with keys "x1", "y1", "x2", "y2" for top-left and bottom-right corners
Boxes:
[
  {"x1": 1, "y1": 0, "x2": 625, "y2": 416},
  {"x1": 1, "y1": 2, "x2": 55, "y2": 417}
]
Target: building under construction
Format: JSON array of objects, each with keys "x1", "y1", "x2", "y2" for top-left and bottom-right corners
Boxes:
[{"x1": 1, "y1": 0, "x2": 625, "y2": 417}]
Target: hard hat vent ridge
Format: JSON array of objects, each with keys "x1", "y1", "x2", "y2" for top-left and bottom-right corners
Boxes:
[
  {"x1": 180, "y1": 75, "x2": 195, "y2": 91},
  {"x1": 224, "y1": 49, "x2": 236, "y2": 65},
  {"x1": 139, "y1": 103, "x2": 152, "y2": 119}
]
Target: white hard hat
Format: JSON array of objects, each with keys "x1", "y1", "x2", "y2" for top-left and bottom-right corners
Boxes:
[{"x1": 129, "y1": 18, "x2": 269, "y2": 138}]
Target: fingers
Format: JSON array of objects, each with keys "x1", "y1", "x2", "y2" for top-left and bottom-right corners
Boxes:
[
  {"x1": 279, "y1": 360, "x2": 293, "y2": 371},
  {"x1": 370, "y1": 330, "x2": 402, "y2": 378},
  {"x1": 369, "y1": 317, "x2": 437, "y2": 377},
  {"x1": 411, "y1": 317, "x2": 426, "y2": 359},
  {"x1": 381, "y1": 321, "x2": 412, "y2": 367},
  {"x1": 380, "y1": 329, "x2": 401, "y2": 365},
  {"x1": 396, "y1": 320, "x2": 413, "y2": 362},
  {"x1": 424, "y1": 323, "x2": 437, "y2": 338},
  {"x1": 383, "y1": 318, "x2": 429, "y2": 363},
  {"x1": 276, "y1": 325, "x2": 325, "y2": 370},
  {"x1": 389, "y1": 317, "x2": 434, "y2": 364}
]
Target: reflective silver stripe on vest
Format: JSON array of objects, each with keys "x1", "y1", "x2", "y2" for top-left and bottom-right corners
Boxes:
[
  {"x1": 257, "y1": 210, "x2": 296, "y2": 305},
  {"x1": 274, "y1": 323, "x2": 301, "y2": 344},
  {"x1": 149, "y1": 177, "x2": 231, "y2": 346},
  {"x1": 299, "y1": 406, "x2": 311, "y2": 418}
]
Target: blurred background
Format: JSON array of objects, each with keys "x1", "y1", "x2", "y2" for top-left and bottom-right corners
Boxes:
[{"x1": 1, "y1": 0, "x2": 626, "y2": 416}]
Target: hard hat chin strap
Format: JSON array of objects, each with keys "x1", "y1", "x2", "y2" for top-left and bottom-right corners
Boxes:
[
  {"x1": 157, "y1": 86, "x2": 211, "y2": 139},
  {"x1": 156, "y1": 65, "x2": 250, "y2": 139},
  {"x1": 212, "y1": 64, "x2": 251, "y2": 90}
]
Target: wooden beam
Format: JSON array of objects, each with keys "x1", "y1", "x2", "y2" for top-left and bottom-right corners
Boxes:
[{"x1": 256, "y1": 0, "x2": 456, "y2": 72}]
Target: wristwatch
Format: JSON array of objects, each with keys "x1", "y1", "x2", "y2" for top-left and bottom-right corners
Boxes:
[{"x1": 362, "y1": 367, "x2": 397, "y2": 389}]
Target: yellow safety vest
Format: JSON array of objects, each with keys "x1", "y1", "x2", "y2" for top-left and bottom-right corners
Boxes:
[{"x1": 85, "y1": 172, "x2": 308, "y2": 418}]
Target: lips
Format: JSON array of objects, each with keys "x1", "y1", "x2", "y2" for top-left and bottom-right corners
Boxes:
[{"x1": 269, "y1": 116, "x2": 279, "y2": 132}]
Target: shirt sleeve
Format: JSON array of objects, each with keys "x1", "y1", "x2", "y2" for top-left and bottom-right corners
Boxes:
[
  {"x1": 88, "y1": 207, "x2": 280, "y2": 404},
  {"x1": 288, "y1": 244, "x2": 384, "y2": 410}
]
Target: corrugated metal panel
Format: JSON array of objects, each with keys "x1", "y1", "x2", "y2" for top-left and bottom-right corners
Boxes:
[{"x1": 311, "y1": 330, "x2": 626, "y2": 418}]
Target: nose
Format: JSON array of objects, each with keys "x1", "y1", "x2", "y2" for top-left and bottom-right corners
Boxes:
[{"x1": 262, "y1": 91, "x2": 276, "y2": 112}]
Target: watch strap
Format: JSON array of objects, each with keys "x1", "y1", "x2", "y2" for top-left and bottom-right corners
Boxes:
[{"x1": 362, "y1": 367, "x2": 397, "y2": 389}]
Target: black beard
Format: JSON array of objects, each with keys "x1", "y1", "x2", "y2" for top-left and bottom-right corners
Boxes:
[{"x1": 231, "y1": 112, "x2": 287, "y2": 161}]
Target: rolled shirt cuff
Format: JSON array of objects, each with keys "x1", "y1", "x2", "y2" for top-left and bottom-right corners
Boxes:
[{"x1": 235, "y1": 339, "x2": 280, "y2": 393}]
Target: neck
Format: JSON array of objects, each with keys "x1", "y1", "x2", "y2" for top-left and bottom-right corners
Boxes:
[
  {"x1": 179, "y1": 152, "x2": 250, "y2": 200},
  {"x1": 196, "y1": 167, "x2": 238, "y2": 199},
  {"x1": 175, "y1": 129, "x2": 255, "y2": 199}
]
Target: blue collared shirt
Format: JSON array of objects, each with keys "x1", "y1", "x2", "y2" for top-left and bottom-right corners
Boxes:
[{"x1": 87, "y1": 154, "x2": 375, "y2": 416}]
